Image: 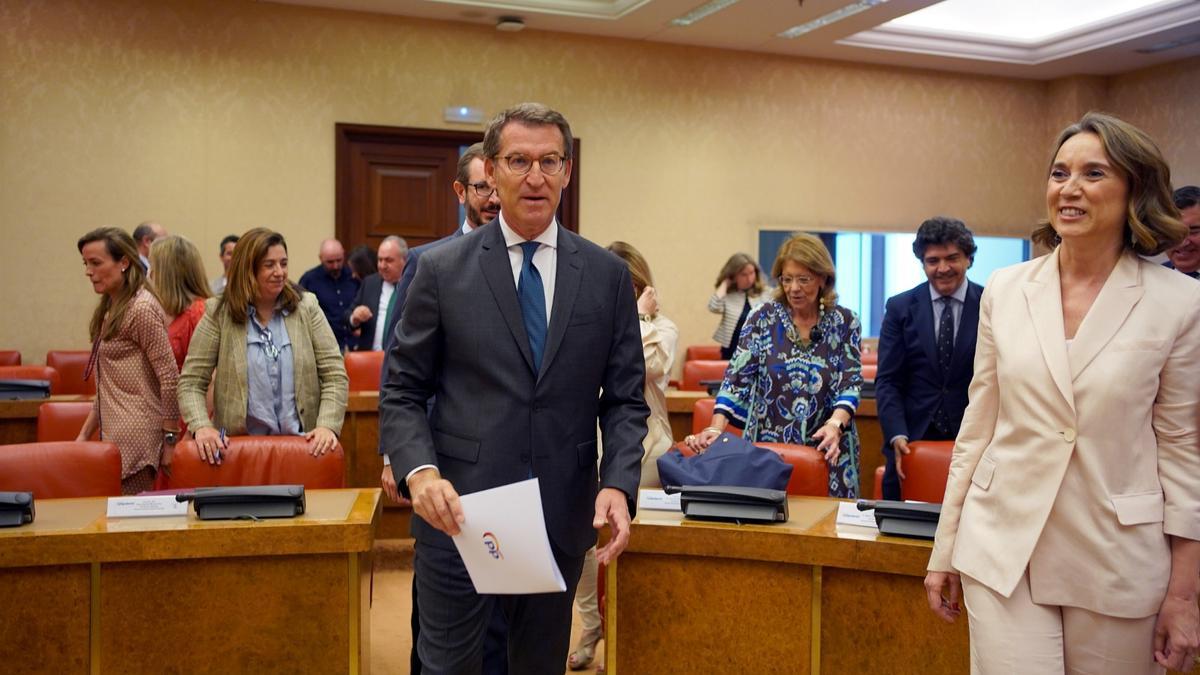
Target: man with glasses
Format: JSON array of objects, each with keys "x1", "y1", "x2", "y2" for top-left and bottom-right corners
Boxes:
[
  {"x1": 875, "y1": 217, "x2": 982, "y2": 500},
  {"x1": 380, "y1": 103, "x2": 649, "y2": 674},
  {"x1": 390, "y1": 142, "x2": 501, "y2": 331}
]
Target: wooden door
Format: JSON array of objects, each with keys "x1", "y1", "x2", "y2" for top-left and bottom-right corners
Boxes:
[{"x1": 335, "y1": 124, "x2": 581, "y2": 253}]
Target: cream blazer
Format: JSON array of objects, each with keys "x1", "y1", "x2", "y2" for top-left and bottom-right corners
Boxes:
[
  {"x1": 928, "y1": 249, "x2": 1200, "y2": 618},
  {"x1": 178, "y1": 293, "x2": 349, "y2": 437}
]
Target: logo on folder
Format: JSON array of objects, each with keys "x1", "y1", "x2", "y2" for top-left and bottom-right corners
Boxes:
[{"x1": 482, "y1": 532, "x2": 503, "y2": 560}]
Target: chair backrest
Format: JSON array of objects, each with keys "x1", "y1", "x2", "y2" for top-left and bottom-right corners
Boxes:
[
  {"x1": 46, "y1": 350, "x2": 95, "y2": 396},
  {"x1": 861, "y1": 349, "x2": 878, "y2": 366},
  {"x1": 37, "y1": 401, "x2": 98, "y2": 442},
  {"x1": 861, "y1": 364, "x2": 877, "y2": 382},
  {"x1": 0, "y1": 350, "x2": 20, "y2": 366},
  {"x1": 756, "y1": 442, "x2": 829, "y2": 496},
  {"x1": 165, "y1": 436, "x2": 346, "y2": 490},
  {"x1": 0, "y1": 365, "x2": 61, "y2": 395},
  {"x1": 873, "y1": 465, "x2": 885, "y2": 500},
  {"x1": 690, "y1": 398, "x2": 742, "y2": 438},
  {"x1": 0, "y1": 441, "x2": 122, "y2": 498},
  {"x1": 901, "y1": 440, "x2": 954, "y2": 503},
  {"x1": 344, "y1": 350, "x2": 385, "y2": 392},
  {"x1": 681, "y1": 359, "x2": 728, "y2": 392},
  {"x1": 684, "y1": 344, "x2": 721, "y2": 362}
]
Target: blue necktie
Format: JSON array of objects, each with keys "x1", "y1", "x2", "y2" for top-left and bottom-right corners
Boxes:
[{"x1": 517, "y1": 241, "x2": 547, "y2": 372}]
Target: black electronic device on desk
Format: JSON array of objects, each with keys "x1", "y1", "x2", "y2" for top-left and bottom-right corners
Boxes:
[
  {"x1": 177, "y1": 485, "x2": 306, "y2": 521},
  {"x1": 856, "y1": 499, "x2": 941, "y2": 539},
  {"x1": 665, "y1": 485, "x2": 788, "y2": 523},
  {"x1": 0, "y1": 491, "x2": 35, "y2": 527},
  {"x1": 0, "y1": 379, "x2": 51, "y2": 400}
]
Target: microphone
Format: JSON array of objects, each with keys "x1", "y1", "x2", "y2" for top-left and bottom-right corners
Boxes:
[
  {"x1": 810, "y1": 326, "x2": 823, "y2": 343},
  {"x1": 856, "y1": 499, "x2": 877, "y2": 511}
]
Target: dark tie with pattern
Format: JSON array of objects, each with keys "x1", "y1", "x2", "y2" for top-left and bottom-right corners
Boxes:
[
  {"x1": 518, "y1": 241, "x2": 547, "y2": 373},
  {"x1": 937, "y1": 296, "x2": 955, "y2": 372},
  {"x1": 931, "y1": 296, "x2": 955, "y2": 436}
]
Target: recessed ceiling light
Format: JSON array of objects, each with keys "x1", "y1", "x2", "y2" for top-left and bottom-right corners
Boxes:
[
  {"x1": 496, "y1": 16, "x2": 525, "y2": 32},
  {"x1": 778, "y1": 0, "x2": 889, "y2": 39},
  {"x1": 670, "y1": 0, "x2": 741, "y2": 27},
  {"x1": 882, "y1": 0, "x2": 1172, "y2": 44}
]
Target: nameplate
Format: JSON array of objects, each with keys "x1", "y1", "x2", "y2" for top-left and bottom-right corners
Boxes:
[
  {"x1": 106, "y1": 495, "x2": 189, "y2": 518},
  {"x1": 835, "y1": 501, "x2": 878, "y2": 529},
  {"x1": 638, "y1": 489, "x2": 681, "y2": 512}
]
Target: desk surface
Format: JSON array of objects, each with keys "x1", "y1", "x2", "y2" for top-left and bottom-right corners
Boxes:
[
  {"x1": 0, "y1": 488, "x2": 381, "y2": 567},
  {"x1": 631, "y1": 496, "x2": 930, "y2": 576}
]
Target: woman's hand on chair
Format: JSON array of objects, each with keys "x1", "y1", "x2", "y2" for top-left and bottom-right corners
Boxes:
[
  {"x1": 684, "y1": 428, "x2": 721, "y2": 454},
  {"x1": 812, "y1": 422, "x2": 842, "y2": 465},
  {"x1": 305, "y1": 426, "x2": 337, "y2": 456},
  {"x1": 193, "y1": 427, "x2": 226, "y2": 465}
]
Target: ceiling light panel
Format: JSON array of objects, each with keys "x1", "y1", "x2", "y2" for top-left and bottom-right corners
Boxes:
[
  {"x1": 778, "y1": 0, "x2": 890, "y2": 39},
  {"x1": 669, "y1": 0, "x2": 741, "y2": 27},
  {"x1": 883, "y1": 0, "x2": 1176, "y2": 44}
]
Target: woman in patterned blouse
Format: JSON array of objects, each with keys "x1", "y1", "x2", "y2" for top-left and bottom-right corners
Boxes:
[
  {"x1": 684, "y1": 233, "x2": 864, "y2": 497},
  {"x1": 76, "y1": 228, "x2": 181, "y2": 495}
]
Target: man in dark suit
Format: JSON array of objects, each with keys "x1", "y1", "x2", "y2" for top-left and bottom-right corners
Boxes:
[
  {"x1": 389, "y1": 142, "x2": 501, "y2": 335},
  {"x1": 875, "y1": 217, "x2": 982, "y2": 501},
  {"x1": 379, "y1": 103, "x2": 649, "y2": 674},
  {"x1": 1165, "y1": 185, "x2": 1200, "y2": 279},
  {"x1": 345, "y1": 235, "x2": 407, "y2": 351}
]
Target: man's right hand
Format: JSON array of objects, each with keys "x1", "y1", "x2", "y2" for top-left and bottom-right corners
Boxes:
[
  {"x1": 408, "y1": 468, "x2": 464, "y2": 536},
  {"x1": 892, "y1": 437, "x2": 911, "y2": 480},
  {"x1": 350, "y1": 305, "x2": 373, "y2": 327}
]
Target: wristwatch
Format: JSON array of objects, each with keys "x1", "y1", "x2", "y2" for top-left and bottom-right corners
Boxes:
[{"x1": 163, "y1": 431, "x2": 178, "y2": 445}]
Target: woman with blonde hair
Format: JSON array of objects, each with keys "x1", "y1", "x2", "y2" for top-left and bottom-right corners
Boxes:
[
  {"x1": 569, "y1": 241, "x2": 678, "y2": 672},
  {"x1": 925, "y1": 112, "x2": 1200, "y2": 673},
  {"x1": 75, "y1": 227, "x2": 181, "y2": 494},
  {"x1": 178, "y1": 228, "x2": 348, "y2": 461},
  {"x1": 708, "y1": 252, "x2": 766, "y2": 359},
  {"x1": 149, "y1": 235, "x2": 211, "y2": 369},
  {"x1": 686, "y1": 233, "x2": 863, "y2": 498}
]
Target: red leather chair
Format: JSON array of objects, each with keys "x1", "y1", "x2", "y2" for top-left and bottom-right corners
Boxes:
[
  {"x1": 345, "y1": 350, "x2": 385, "y2": 392},
  {"x1": 0, "y1": 441, "x2": 122, "y2": 498},
  {"x1": 0, "y1": 365, "x2": 61, "y2": 394},
  {"x1": 899, "y1": 440, "x2": 954, "y2": 503},
  {"x1": 165, "y1": 436, "x2": 346, "y2": 490},
  {"x1": 873, "y1": 466, "x2": 885, "y2": 500},
  {"x1": 681, "y1": 359, "x2": 728, "y2": 392},
  {"x1": 685, "y1": 344, "x2": 721, "y2": 362},
  {"x1": 46, "y1": 350, "x2": 95, "y2": 396},
  {"x1": 861, "y1": 364, "x2": 877, "y2": 382},
  {"x1": 0, "y1": 350, "x2": 20, "y2": 365},
  {"x1": 861, "y1": 349, "x2": 878, "y2": 366},
  {"x1": 37, "y1": 401, "x2": 98, "y2": 442},
  {"x1": 689, "y1": 397, "x2": 742, "y2": 438},
  {"x1": 674, "y1": 440, "x2": 827, "y2": 496}
]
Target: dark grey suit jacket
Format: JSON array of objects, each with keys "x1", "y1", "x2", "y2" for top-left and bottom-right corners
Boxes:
[{"x1": 379, "y1": 221, "x2": 649, "y2": 556}]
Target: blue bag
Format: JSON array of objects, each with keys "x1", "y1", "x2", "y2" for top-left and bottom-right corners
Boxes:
[{"x1": 657, "y1": 433, "x2": 793, "y2": 492}]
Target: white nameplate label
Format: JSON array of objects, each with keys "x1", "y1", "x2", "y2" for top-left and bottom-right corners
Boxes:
[
  {"x1": 637, "y1": 489, "x2": 682, "y2": 512},
  {"x1": 106, "y1": 495, "x2": 189, "y2": 518}
]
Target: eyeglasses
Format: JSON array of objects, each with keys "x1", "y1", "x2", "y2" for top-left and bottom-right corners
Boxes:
[
  {"x1": 778, "y1": 275, "x2": 818, "y2": 288},
  {"x1": 466, "y1": 181, "x2": 495, "y2": 198},
  {"x1": 500, "y1": 153, "x2": 566, "y2": 176}
]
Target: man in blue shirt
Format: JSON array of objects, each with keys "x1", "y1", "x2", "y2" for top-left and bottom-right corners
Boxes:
[{"x1": 298, "y1": 238, "x2": 359, "y2": 350}]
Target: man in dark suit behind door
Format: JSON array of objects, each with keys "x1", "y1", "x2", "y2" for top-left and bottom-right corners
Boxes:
[
  {"x1": 379, "y1": 103, "x2": 649, "y2": 674},
  {"x1": 875, "y1": 217, "x2": 982, "y2": 500}
]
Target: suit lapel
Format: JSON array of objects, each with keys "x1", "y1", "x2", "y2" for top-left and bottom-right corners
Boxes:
[
  {"x1": 1021, "y1": 250, "x2": 1075, "y2": 413},
  {"x1": 478, "y1": 224, "x2": 537, "y2": 373},
  {"x1": 1067, "y1": 252, "x2": 1143, "y2": 382},
  {"x1": 913, "y1": 287, "x2": 938, "y2": 368},
  {"x1": 949, "y1": 282, "x2": 981, "y2": 375},
  {"x1": 539, "y1": 230, "x2": 582, "y2": 380}
]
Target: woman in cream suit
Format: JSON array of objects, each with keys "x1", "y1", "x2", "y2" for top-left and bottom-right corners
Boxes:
[{"x1": 925, "y1": 113, "x2": 1200, "y2": 673}]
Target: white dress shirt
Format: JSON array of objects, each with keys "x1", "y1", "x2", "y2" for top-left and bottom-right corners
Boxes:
[
  {"x1": 930, "y1": 278, "x2": 969, "y2": 342},
  {"x1": 371, "y1": 280, "x2": 396, "y2": 351}
]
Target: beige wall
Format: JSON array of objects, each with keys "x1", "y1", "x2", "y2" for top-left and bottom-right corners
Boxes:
[
  {"x1": 1108, "y1": 56, "x2": 1200, "y2": 187},
  {"x1": 0, "y1": 0, "x2": 1189, "y2": 367}
]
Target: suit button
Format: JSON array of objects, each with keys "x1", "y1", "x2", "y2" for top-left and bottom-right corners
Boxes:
[{"x1": 1062, "y1": 428, "x2": 1076, "y2": 443}]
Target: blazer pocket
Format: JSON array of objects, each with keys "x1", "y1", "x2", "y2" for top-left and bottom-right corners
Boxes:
[
  {"x1": 577, "y1": 440, "x2": 598, "y2": 468},
  {"x1": 568, "y1": 307, "x2": 603, "y2": 326},
  {"x1": 970, "y1": 456, "x2": 995, "y2": 491},
  {"x1": 1110, "y1": 491, "x2": 1164, "y2": 525},
  {"x1": 1110, "y1": 339, "x2": 1165, "y2": 352},
  {"x1": 434, "y1": 429, "x2": 481, "y2": 464}
]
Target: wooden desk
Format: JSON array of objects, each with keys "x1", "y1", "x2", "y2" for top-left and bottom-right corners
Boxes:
[
  {"x1": 0, "y1": 395, "x2": 90, "y2": 445},
  {"x1": 665, "y1": 392, "x2": 884, "y2": 499},
  {"x1": 342, "y1": 392, "x2": 412, "y2": 539},
  {"x1": 607, "y1": 497, "x2": 968, "y2": 674},
  {"x1": 0, "y1": 489, "x2": 380, "y2": 674}
]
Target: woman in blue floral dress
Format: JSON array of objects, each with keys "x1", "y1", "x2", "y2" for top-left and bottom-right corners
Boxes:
[{"x1": 684, "y1": 234, "x2": 863, "y2": 497}]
